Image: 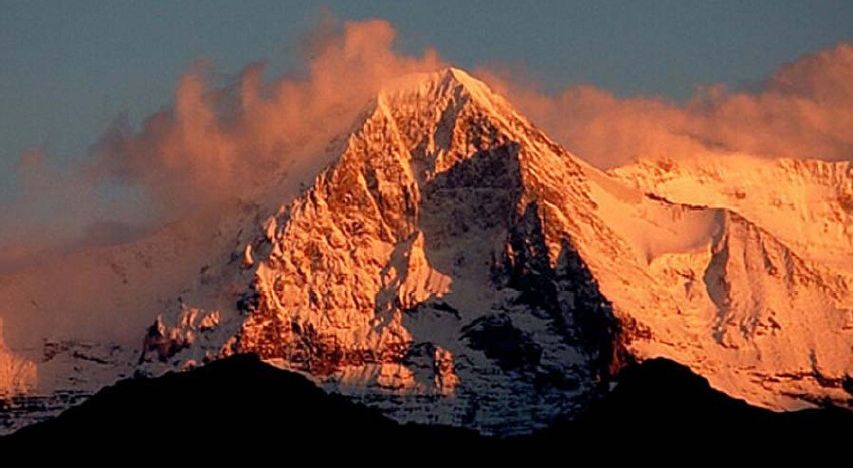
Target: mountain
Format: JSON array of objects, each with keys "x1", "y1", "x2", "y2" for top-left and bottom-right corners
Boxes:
[
  {"x1": 139, "y1": 68, "x2": 851, "y2": 433},
  {"x1": 1, "y1": 67, "x2": 851, "y2": 435},
  {"x1": 3, "y1": 354, "x2": 849, "y2": 452},
  {"x1": 143, "y1": 68, "x2": 619, "y2": 434}
]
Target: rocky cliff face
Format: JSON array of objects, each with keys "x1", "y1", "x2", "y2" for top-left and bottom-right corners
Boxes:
[{"x1": 211, "y1": 69, "x2": 619, "y2": 434}]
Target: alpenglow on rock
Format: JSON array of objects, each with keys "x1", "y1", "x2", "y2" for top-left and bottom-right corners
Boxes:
[{"x1": 215, "y1": 68, "x2": 619, "y2": 433}]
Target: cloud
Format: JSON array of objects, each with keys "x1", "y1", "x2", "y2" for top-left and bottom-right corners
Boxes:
[
  {"x1": 478, "y1": 41, "x2": 853, "y2": 167},
  {"x1": 0, "y1": 18, "x2": 444, "y2": 272},
  {"x1": 0, "y1": 148, "x2": 150, "y2": 273},
  {"x1": 90, "y1": 18, "x2": 443, "y2": 218}
]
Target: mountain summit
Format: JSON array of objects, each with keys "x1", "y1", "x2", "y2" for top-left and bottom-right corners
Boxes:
[
  {"x1": 179, "y1": 67, "x2": 620, "y2": 433},
  {"x1": 136, "y1": 68, "x2": 850, "y2": 433},
  {"x1": 3, "y1": 68, "x2": 851, "y2": 435}
]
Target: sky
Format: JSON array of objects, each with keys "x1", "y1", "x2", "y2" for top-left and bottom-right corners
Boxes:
[
  {"x1": 0, "y1": 1, "x2": 852, "y2": 270},
  {"x1": 3, "y1": 1, "x2": 853, "y2": 191}
]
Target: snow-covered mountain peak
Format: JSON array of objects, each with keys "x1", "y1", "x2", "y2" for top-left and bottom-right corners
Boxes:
[
  {"x1": 377, "y1": 67, "x2": 509, "y2": 114},
  {"x1": 370, "y1": 67, "x2": 562, "y2": 165},
  {"x1": 126, "y1": 69, "x2": 850, "y2": 432},
  {"x1": 2, "y1": 68, "x2": 850, "y2": 436},
  {"x1": 166, "y1": 69, "x2": 843, "y2": 433}
]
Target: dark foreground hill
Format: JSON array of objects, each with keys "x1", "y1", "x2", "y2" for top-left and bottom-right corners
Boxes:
[{"x1": 2, "y1": 354, "x2": 849, "y2": 453}]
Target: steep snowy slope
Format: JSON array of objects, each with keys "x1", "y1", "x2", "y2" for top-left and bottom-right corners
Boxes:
[
  {"x1": 610, "y1": 155, "x2": 853, "y2": 275},
  {"x1": 147, "y1": 68, "x2": 851, "y2": 434},
  {"x1": 580, "y1": 160, "x2": 851, "y2": 410}
]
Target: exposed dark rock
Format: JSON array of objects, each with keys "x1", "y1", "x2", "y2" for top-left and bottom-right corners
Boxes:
[{"x1": 461, "y1": 314, "x2": 543, "y2": 371}]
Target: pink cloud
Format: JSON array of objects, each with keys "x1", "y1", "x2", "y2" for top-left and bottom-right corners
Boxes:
[{"x1": 479, "y1": 42, "x2": 853, "y2": 167}]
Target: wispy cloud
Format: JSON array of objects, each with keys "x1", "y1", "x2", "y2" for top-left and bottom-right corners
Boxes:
[
  {"x1": 0, "y1": 18, "x2": 444, "y2": 271},
  {"x1": 478, "y1": 42, "x2": 853, "y2": 167}
]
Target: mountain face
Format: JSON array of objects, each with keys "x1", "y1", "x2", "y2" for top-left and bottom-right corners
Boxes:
[
  {"x1": 2, "y1": 68, "x2": 851, "y2": 435},
  {"x1": 136, "y1": 68, "x2": 851, "y2": 434},
  {"x1": 147, "y1": 69, "x2": 621, "y2": 434}
]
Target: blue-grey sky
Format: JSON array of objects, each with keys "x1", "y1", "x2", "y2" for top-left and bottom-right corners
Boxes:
[{"x1": 2, "y1": 0, "x2": 852, "y2": 196}]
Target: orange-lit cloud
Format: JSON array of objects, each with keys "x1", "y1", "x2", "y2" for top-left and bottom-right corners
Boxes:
[
  {"x1": 479, "y1": 42, "x2": 853, "y2": 167},
  {"x1": 91, "y1": 19, "x2": 443, "y2": 217},
  {"x1": 0, "y1": 18, "x2": 444, "y2": 271}
]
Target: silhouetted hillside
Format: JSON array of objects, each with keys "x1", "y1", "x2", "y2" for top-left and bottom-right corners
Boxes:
[{"x1": 3, "y1": 354, "x2": 849, "y2": 453}]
